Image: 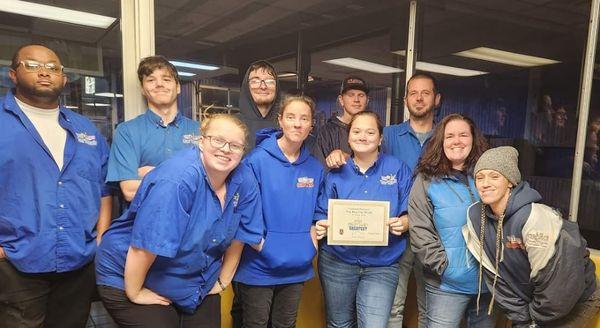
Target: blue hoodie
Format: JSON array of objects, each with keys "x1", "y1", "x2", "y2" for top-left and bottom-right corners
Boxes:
[{"x1": 234, "y1": 128, "x2": 324, "y2": 285}]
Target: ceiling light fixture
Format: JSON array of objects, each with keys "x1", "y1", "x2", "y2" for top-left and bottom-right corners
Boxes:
[
  {"x1": 391, "y1": 50, "x2": 487, "y2": 76},
  {"x1": 454, "y1": 47, "x2": 560, "y2": 67},
  {"x1": 324, "y1": 57, "x2": 402, "y2": 74},
  {"x1": 170, "y1": 60, "x2": 219, "y2": 71},
  {"x1": 177, "y1": 71, "x2": 196, "y2": 77},
  {"x1": 0, "y1": 0, "x2": 117, "y2": 29}
]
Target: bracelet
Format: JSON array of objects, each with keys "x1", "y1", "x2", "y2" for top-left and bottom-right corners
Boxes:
[{"x1": 217, "y1": 278, "x2": 226, "y2": 292}]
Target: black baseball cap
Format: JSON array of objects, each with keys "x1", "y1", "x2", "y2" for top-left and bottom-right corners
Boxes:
[{"x1": 340, "y1": 76, "x2": 369, "y2": 95}]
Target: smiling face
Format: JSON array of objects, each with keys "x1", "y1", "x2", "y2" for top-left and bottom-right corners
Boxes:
[
  {"x1": 141, "y1": 67, "x2": 180, "y2": 109},
  {"x1": 405, "y1": 77, "x2": 440, "y2": 120},
  {"x1": 339, "y1": 89, "x2": 368, "y2": 121},
  {"x1": 200, "y1": 118, "x2": 246, "y2": 175},
  {"x1": 348, "y1": 114, "x2": 382, "y2": 156},
  {"x1": 278, "y1": 100, "x2": 313, "y2": 145},
  {"x1": 248, "y1": 68, "x2": 276, "y2": 107},
  {"x1": 9, "y1": 45, "x2": 67, "y2": 107},
  {"x1": 443, "y1": 119, "x2": 473, "y2": 170},
  {"x1": 475, "y1": 169, "x2": 512, "y2": 210}
]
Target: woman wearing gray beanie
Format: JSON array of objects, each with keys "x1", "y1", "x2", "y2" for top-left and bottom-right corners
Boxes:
[{"x1": 463, "y1": 146, "x2": 600, "y2": 328}]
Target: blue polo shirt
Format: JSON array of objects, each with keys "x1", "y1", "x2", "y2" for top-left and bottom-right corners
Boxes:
[
  {"x1": 315, "y1": 154, "x2": 413, "y2": 267},
  {"x1": 96, "y1": 147, "x2": 263, "y2": 313},
  {"x1": 382, "y1": 121, "x2": 432, "y2": 171},
  {"x1": 234, "y1": 128, "x2": 324, "y2": 286},
  {"x1": 0, "y1": 91, "x2": 110, "y2": 273},
  {"x1": 106, "y1": 109, "x2": 200, "y2": 183}
]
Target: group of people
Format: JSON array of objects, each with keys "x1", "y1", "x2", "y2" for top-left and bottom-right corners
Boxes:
[{"x1": 1, "y1": 43, "x2": 599, "y2": 328}]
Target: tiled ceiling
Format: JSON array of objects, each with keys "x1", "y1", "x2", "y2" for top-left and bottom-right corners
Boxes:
[{"x1": 0, "y1": 0, "x2": 593, "y2": 87}]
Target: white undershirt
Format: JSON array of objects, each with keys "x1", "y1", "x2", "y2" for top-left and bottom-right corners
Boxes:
[{"x1": 16, "y1": 98, "x2": 67, "y2": 170}]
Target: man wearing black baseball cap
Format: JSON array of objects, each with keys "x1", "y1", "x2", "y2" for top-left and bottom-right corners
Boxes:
[{"x1": 312, "y1": 76, "x2": 369, "y2": 167}]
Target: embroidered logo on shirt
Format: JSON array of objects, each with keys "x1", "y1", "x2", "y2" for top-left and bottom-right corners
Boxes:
[
  {"x1": 76, "y1": 132, "x2": 97, "y2": 146},
  {"x1": 379, "y1": 174, "x2": 397, "y2": 185},
  {"x1": 233, "y1": 193, "x2": 240, "y2": 209},
  {"x1": 296, "y1": 177, "x2": 314, "y2": 188},
  {"x1": 505, "y1": 235, "x2": 525, "y2": 250},
  {"x1": 526, "y1": 231, "x2": 550, "y2": 248},
  {"x1": 182, "y1": 134, "x2": 201, "y2": 145}
]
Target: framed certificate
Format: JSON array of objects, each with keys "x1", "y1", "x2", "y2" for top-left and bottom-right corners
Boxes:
[{"x1": 327, "y1": 199, "x2": 390, "y2": 246}]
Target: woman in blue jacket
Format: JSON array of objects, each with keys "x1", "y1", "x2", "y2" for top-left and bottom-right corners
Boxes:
[
  {"x1": 95, "y1": 114, "x2": 264, "y2": 328},
  {"x1": 233, "y1": 94, "x2": 323, "y2": 328},
  {"x1": 314, "y1": 111, "x2": 413, "y2": 328},
  {"x1": 408, "y1": 113, "x2": 493, "y2": 327}
]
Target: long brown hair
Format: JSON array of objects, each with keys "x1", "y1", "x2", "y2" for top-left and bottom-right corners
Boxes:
[{"x1": 416, "y1": 113, "x2": 488, "y2": 178}]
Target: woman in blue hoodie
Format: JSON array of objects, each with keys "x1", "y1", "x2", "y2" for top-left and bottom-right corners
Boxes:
[
  {"x1": 314, "y1": 111, "x2": 413, "y2": 328},
  {"x1": 233, "y1": 94, "x2": 324, "y2": 328}
]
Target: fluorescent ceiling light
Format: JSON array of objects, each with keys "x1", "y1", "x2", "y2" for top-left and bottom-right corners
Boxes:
[
  {"x1": 454, "y1": 47, "x2": 560, "y2": 67},
  {"x1": 94, "y1": 92, "x2": 124, "y2": 98},
  {"x1": 0, "y1": 0, "x2": 116, "y2": 29},
  {"x1": 64, "y1": 105, "x2": 78, "y2": 109},
  {"x1": 278, "y1": 72, "x2": 314, "y2": 81},
  {"x1": 178, "y1": 71, "x2": 196, "y2": 77},
  {"x1": 170, "y1": 60, "x2": 219, "y2": 71},
  {"x1": 84, "y1": 102, "x2": 111, "y2": 107},
  {"x1": 391, "y1": 50, "x2": 487, "y2": 76},
  {"x1": 324, "y1": 58, "x2": 402, "y2": 74}
]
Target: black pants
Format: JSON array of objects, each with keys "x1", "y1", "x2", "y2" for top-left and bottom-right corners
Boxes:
[
  {"x1": 0, "y1": 259, "x2": 95, "y2": 328},
  {"x1": 238, "y1": 282, "x2": 304, "y2": 328},
  {"x1": 98, "y1": 285, "x2": 220, "y2": 328}
]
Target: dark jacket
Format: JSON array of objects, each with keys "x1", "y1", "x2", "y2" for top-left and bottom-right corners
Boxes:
[
  {"x1": 238, "y1": 61, "x2": 280, "y2": 150},
  {"x1": 311, "y1": 116, "x2": 351, "y2": 166},
  {"x1": 463, "y1": 182, "x2": 597, "y2": 325}
]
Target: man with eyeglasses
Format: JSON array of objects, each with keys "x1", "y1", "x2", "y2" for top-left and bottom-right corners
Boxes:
[
  {"x1": 0, "y1": 44, "x2": 112, "y2": 327},
  {"x1": 106, "y1": 56, "x2": 200, "y2": 204},
  {"x1": 237, "y1": 60, "x2": 281, "y2": 150},
  {"x1": 312, "y1": 76, "x2": 370, "y2": 167}
]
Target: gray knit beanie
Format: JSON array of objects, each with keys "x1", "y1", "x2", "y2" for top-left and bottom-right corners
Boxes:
[{"x1": 474, "y1": 146, "x2": 521, "y2": 185}]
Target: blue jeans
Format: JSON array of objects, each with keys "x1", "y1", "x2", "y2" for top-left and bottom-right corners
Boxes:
[
  {"x1": 425, "y1": 283, "x2": 495, "y2": 328},
  {"x1": 388, "y1": 244, "x2": 427, "y2": 328},
  {"x1": 318, "y1": 249, "x2": 400, "y2": 328}
]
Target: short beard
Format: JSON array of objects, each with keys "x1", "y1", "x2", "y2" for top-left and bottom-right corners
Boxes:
[
  {"x1": 18, "y1": 83, "x2": 63, "y2": 100},
  {"x1": 408, "y1": 106, "x2": 433, "y2": 119}
]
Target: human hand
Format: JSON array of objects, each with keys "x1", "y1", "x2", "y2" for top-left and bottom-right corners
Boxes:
[
  {"x1": 388, "y1": 215, "x2": 409, "y2": 236},
  {"x1": 325, "y1": 150, "x2": 350, "y2": 169},
  {"x1": 208, "y1": 279, "x2": 227, "y2": 295},
  {"x1": 315, "y1": 220, "x2": 329, "y2": 240},
  {"x1": 129, "y1": 288, "x2": 171, "y2": 306},
  {"x1": 137, "y1": 166, "x2": 155, "y2": 179},
  {"x1": 0, "y1": 246, "x2": 5, "y2": 259}
]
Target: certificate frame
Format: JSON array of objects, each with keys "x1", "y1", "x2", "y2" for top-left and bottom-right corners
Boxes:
[{"x1": 326, "y1": 199, "x2": 390, "y2": 246}]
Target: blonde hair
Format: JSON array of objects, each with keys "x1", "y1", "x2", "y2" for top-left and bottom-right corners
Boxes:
[
  {"x1": 278, "y1": 94, "x2": 316, "y2": 118},
  {"x1": 200, "y1": 113, "x2": 249, "y2": 146}
]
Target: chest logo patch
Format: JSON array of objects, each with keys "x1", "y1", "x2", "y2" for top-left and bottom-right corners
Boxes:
[
  {"x1": 76, "y1": 132, "x2": 97, "y2": 146},
  {"x1": 380, "y1": 174, "x2": 397, "y2": 185},
  {"x1": 297, "y1": 177, "x2": 314, "y2": 188},
  {"x1": 505, "y1": 235, "x2": 525, "y2": 250},
  {"x1": 182, "y1": 134, "x2": 201, "y2": 145}
]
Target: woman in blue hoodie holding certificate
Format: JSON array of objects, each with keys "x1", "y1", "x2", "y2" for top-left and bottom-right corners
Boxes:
[
  {"x1": 233, "y1": 94, "x2": 324, "y2": 328},
  {"x1": 314, "y1": 111, "x2": 413, "y2": 328}
]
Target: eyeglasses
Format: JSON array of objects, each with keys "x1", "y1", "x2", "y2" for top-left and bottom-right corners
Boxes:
[
  {"x1": 204, "y1": 135, "x2": 245, "y2": 154},
  {"x1": 16, "y1": 60, "x2": 64, "y2": 74},
  {"x1": 282, "y1": 115, "x2": 312, "y2": 125},
  {"x1": 249, "y1": 77, "x2": 276, "y2": 87}
]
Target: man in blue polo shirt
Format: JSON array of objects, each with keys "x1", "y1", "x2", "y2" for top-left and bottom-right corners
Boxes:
[
  {"x1": 383, "y1": 73, "x2": 440, "y2": 328},
  {"x1": 0, "y1": 44, "x2": 111, "y2": 328},
  {"x1": 106, "y1": 56, "x2": 200, "y2": 202}
]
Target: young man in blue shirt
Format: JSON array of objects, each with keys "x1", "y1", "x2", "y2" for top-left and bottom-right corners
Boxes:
[
  {"x1": 106, "y1": 56, "x2": 200, "y2": 203},
  {"x1": 0, "y1": 44, "x2": 112, "y2": 328},
  {"x1": 382, "y1": 73, "x2": 440, "y2": 328}
]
